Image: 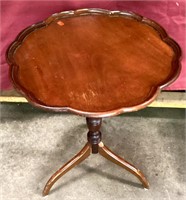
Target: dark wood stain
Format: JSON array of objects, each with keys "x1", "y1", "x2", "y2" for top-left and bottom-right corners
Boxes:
[{"x1": 7, "y1": 9, "x2": 181, "y2": 117}]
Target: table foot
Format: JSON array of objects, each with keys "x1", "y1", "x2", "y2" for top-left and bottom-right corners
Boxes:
[
  {"x1": 43, "y1": 118, "x2": 149, "y2": 196},
  {"x1": 43, "y1": 142, "x2": 91, "y2": 196},
  {"x1": 98, "y1": 142, "x2": 149, "y2": 189}
]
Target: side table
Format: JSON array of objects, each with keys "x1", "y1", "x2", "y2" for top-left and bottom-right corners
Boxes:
[{"x1": 6, "y1": 8, "x2": 181, "y2": 196}]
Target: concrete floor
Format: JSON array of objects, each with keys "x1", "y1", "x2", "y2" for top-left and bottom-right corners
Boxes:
[{"x1": 0, "y1": 103, "x2": 185, "y2": 200}]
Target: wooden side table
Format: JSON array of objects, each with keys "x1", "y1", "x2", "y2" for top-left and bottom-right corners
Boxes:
[{"x1": 6, "y1": 9, "x2": 181, "y2": 196}]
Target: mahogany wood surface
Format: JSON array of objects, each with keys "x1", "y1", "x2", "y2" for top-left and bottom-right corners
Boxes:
[
  {"x1": 98, "y1": 142, "x2": 149, "y2": 189},
  {"x1": 43, "y1": 142, "x2": 91, "y2": 196},
  {"x1": 7, "y1": 9, "x2": 181, "y2": 117},
  {"x1": 43, "y1": 118, "x2": 149, "y2": 196}
]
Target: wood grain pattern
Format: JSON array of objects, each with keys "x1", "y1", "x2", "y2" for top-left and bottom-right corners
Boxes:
[{"x1": 7, "y1": 9, "x2": 181, "y2": 117}]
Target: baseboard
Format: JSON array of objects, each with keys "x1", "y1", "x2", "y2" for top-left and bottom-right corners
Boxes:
[{"x1": 0, "y1": 89, "x2": 185, "y2": 108}]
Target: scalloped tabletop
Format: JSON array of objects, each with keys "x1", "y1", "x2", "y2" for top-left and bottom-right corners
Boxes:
[{"x1": 7, "y1": 9, "x2": 181, "y2": 117}]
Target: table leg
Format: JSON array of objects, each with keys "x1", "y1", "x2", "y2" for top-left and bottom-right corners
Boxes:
[
  {"x1": 43, "y1": 142, "x2": 91, "y2": 196},
  {"x1": 98, "y1": 142, "x2": 149, "y2": 189},
  {"x1": 43, "y1": 118, "x2": 149, "y2": 196}
]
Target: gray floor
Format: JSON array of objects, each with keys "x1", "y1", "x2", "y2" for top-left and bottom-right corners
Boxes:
[{"x1": 0, "y1": 103, "x2": 185, "y2": 200}]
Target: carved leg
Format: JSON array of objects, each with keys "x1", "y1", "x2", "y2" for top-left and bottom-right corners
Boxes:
[
  {"x1": 98, "y1": 142, "x2": 149, "y2": 189},
  {"x1": 43, "y1": 143, "x2": 91, "y2": 196}
]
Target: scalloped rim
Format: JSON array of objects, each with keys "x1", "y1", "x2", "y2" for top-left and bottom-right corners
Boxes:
[{"x1": 6, "y1": 8, "x2": 182, "y2": 118}]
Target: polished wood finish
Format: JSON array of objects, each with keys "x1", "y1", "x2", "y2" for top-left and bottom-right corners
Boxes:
[
  {"x1": 98, "y1": 142, "x2": 149, "y2": 189},
  {"x1": 7, "y1": 9, "x2": 181, "y2": 118},
  {"x1": 43, "y1": 118, "x2": 149, "y2": 196},
  {"x1": 43, "y1": 142, "x2": 91, "y2": 196},
  {"x1": 6, "y1": 8, "x2": 181, "y2": 196},
  {"x1": 87, "y1": 118, "x2": 102, "y2": 153}
]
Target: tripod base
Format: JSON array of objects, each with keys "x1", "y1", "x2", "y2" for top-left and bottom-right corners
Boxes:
[{"x1": 43, "y1": 118, "x2": 149, "y2": 196}]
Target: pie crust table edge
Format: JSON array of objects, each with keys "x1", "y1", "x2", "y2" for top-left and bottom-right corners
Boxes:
[{"x1": 6, "y1": 9, "x2": 181, "y2": 196}]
